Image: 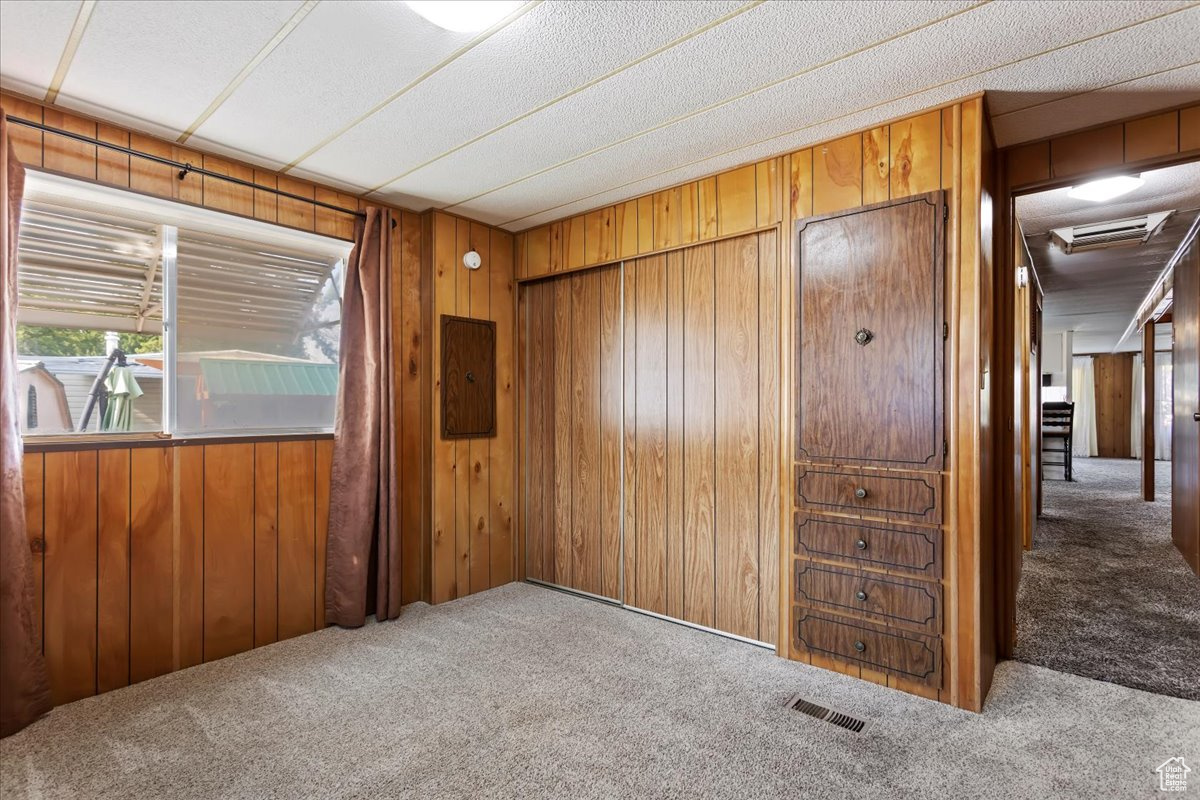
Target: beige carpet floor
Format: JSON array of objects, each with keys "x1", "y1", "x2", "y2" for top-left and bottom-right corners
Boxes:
[
  {"x1": 2, "y1": 582, "x2": 1198, "y2": 799},
  {"x1": 1015, "y1": 458, "x2": 1200, "y2": 699}
]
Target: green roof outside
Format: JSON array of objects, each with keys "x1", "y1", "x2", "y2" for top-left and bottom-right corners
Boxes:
[{"x1": 199, "y1": 358, "x2": 338, "y2": 397}]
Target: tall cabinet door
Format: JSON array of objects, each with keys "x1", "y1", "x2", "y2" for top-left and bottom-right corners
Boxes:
[
  {"x1": 795, "y1": 191, "x2": 946, "y2": 470},
  {"x1": 1172, "y1": 230, "x2": 1199, "y2": 576}
]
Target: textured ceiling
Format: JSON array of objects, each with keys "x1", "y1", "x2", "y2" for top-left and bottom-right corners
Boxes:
[
  {"x1": 1017, "y1": 162, "x2": 1200, "y2": 354},
  {"x1": 2, "y1": 0, "x2": 1198, "y2": 230}
]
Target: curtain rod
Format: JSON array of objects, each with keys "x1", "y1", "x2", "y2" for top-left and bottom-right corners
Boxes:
[{"x1": 4, "y1": 114, "x2": 366, "y2": 219}]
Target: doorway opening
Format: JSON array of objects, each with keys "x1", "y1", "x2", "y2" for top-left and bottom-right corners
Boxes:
[{"x1": 1006, "y1": 158, "x2": 1200, "y2": 700}]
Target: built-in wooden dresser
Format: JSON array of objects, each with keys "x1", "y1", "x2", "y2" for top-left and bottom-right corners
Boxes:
[{"x1": 791, "y1": 190, "x2": 947, "y2": 698}]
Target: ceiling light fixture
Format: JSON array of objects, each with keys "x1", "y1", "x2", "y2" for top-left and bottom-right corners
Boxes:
[
  {"x1": 1067, "y1": 175, "x2": 1144, "y2": 203},
  {"x1": 404, "y1": 1, "x2": 522, "y2": 32}
]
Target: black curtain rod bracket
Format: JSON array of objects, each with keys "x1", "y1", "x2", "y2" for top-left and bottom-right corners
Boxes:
[{"x1": 4, "y1": 114, "x2": 366, "y2": 220}]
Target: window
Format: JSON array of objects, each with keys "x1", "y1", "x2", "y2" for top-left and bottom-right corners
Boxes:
[{"x1": 15, "y1": 172, "x2": 352, "y2": 437}]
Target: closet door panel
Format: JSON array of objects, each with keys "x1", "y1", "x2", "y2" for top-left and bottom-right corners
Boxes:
[{"x1": 795, "y1": 191, "x2": 945, "y2": 470}]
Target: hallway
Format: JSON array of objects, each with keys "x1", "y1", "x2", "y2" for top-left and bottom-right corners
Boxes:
[{"x1": 1015, "y1": 458, "x2": 1200, "y2": 699}]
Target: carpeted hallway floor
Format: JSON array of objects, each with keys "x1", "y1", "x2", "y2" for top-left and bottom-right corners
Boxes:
[
  {"x1": 3, "y1": 582, "x2": 1198, "y2": 799},
  {"x1": 1015, "y1": 458, "x2": 1200, "y2": 700}
]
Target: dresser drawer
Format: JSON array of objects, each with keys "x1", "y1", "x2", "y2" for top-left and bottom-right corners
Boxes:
[
  {"x1": 794, "y1": 562, "x2": 941, "y2": 633},
  {"x1": 795, "y1": 466, "x2": 941, "y2": 524},
  {"x1": 794, "y1": 609, "x2": 941, "y2": 687},
  {"x1": 794, "y1": 512, "x2": 941, "y2": 578}
]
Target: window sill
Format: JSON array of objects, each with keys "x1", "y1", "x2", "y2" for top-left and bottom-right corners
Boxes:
[{"x1": 21, "y1": 430, "x2": 334, "y2": 453}]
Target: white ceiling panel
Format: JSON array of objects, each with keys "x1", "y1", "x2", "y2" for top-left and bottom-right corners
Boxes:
[
  {"x1": 1, "y1": 0, "x2": 1197, "y2": 225},
  {"x1": 187, "y1": 1, "x2": 479, "y2": 169},
  {"x1": 454, "y1": 1, "x2": 1198, "y2": 227},
  {"x1": 381, "y1": 0, "x2": 973, "y2": 207},
  {"x1": 293, "y1": 0, "x2": 749, "y2": 191},
  {"x1": 0, "y1": 0, "x2": 80, "y2": 97},
  {"x1": 53, "y1": 0, "x2": 303, "y2": 140}
]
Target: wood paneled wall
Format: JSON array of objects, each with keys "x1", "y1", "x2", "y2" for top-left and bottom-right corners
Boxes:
[
  {"x1": 513, "y1": 96, "x2": 992, "y2": 708},
  {"x1": 428, "y1": 211, "x2": 517, "y2": 603},
  {"x1": 514, "y1": 160, "x2": 782, "y2": 279},
  {"x1": 521, "y1": 266, "x2": 622, "y2": 600},
  {"x1": 623, "y1": 232, "x2": 780, "y2": 643},
  {"x1": 519, "y1": 231, "x2": 780, "y2": 644},
  {"x1": 21, "y1": 439, "x2": 330, "y2": 705},
  {"x1": 1006, "y1": 103, "x2": 1200, "y2": 191},
  {"x1": 1092, "y1": 353, "x2": 1135, "y2": 459}
]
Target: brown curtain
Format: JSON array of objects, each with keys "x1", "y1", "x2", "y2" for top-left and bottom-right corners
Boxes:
[
  {"x1": 325, "y1": 206, "x2": 400, "y2": 627},
  {"x1": 0, "y1": 112, "x2": 53, "y2": 737}
]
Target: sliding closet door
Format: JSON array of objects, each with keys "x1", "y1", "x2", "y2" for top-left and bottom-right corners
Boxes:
[
  {"x1": 623, "y1": 231, "x2": 780, "y2": 643},
  {"x1": 522, "y1": 267, "x2": 622, "y2": 598}
]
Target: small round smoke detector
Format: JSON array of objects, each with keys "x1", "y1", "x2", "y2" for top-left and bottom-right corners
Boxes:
[{"x1": 463, "y1": 250, "x2": 482, "y2": 270}]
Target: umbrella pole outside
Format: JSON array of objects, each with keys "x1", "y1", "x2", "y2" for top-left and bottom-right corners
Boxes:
[{"x1": 79, "y1": 347, "x2": 126, "y2": 432}]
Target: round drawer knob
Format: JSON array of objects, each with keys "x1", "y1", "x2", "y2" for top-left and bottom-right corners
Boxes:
[
  {"x1": 854, "y1": 487, "x2": 868, "y2": 499},
  {"x1": 853, "y1": 640, "x2": 866, "y2": 652},
  {"x1": 855, "y1": 539, "x2": 868, "y2": 550},
  {"x1": 856, "y1": 590, "x2": 868, "y2": 601}
]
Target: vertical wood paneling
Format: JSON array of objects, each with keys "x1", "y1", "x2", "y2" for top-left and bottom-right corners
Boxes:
[
  {"x1": 1124, "y1": 111, "x2": 1179, "y2": 162},
  {"x1": 714, "y1": 235, "x2": 759, "y2": 640},
  {"x1": 571, "y1": 271, "x2": 602, "y2": 596},
  {"x1": 615, "y1": 200, "x2": 639, "y2": 259},
  {"x1": 1181, "y1": 104, "x2": 1200, "y2": 152},
  {"x1": 42, "y1": 109, "x2": 96, "y2": 179},
  {"x1": 431, "y1": 213, "x2": 458, "y2": 602},
  {"x1": 44, "y1": 450, "x2": 98, "y2": 704},
  {"x1": 698, "y1": 177, "x2": 718, "y2": 240},
  {"x1": 863, "y1": 126, "x2": 890, "y2": 205},
  {"x1": 276, "y1": 175, "x2": 316, "y2": 231},
  {"x1": 314, "y1": 438, "x2": 333, "y2": 626},
  {"x1": 2, "y1": 93, "x2": 44, "y2": 165},
  {"x1": 635, "y1": 254, "x2": 668, "y2": 614},
  {"x1": 564, "y1": 215, "x2": 586, "y2": 271},
  {"x1": 315, "y1": 188, "x2": 357, "y2": 240},
  {"x1": 176, "y1": 446, "x2": 204, "y2": 669},
  {"x1": 637, "y1": 195, "x2": 654, "y2": 254},
  {"x1": 96, "y1": 123, "x2": 130, "y2": 186},
  {"x1": 254, "y1": 442, "x2": 279, "y2": 647},
  {"x1": 468, "y1": 223, "x2": 492, "y2": 594},
  {"x1": 682, "y1": 244, "x2": 716, "y2": 628},
  {"x1": 891, "y1": 109, "x2": 942, "y2": 198},
  {"x1": 756, "y1": 230, "x2": 780, "y2": 644},
  {"x1": 755, "y1": 159, "x2": 781, "y2": 227},
  {"x1": 653, "y1": 187, "x2": 682, "y2": 251},
  {"x1": 599, "y1": 266, "x2": 622, "y2": 600},
  {"x1": 789, "y1": 148, "x2": 814, "y2": 221},
  {"x1": 552, "y1": 277, "x2": 573, "y2": 585},
  {"x1": 97, "y1": 448, "x2": 131, "y2": 693},
  {"x1": 203, "y1": 443, "x2": 255, "y2": 662},
  {"x1": 454, "y1": 220, "x2": 473, "y2": 596},
  {"x1": 527, "y1": 225, "x2": 550, "y2": 276},
  {"x1": 130, "y1": 447, "x2": 172, "y2": 683},
  {"x1": 1050, "y1": 124, "x2": 1124, "y2": 179},
  {"x1": 717, "y1": 164, "x2": 757, "y2": 235},
  {"x1": 22, "y1": 453, "x2": 44, "y2": 652},
  {"x1": 398, "y1": 213, "x2": 426, "y2": 604},
  {"x1": 252, "y1": 171, "x2": 279, "y2": 223},
  {"x1": 524, "y1": 283, "x2": 547, "y2": 582},
  {"x1": 623, "y1": 260, "x2": 638, "y2": 602},
  {"x1": 549, "y1": 222, "x2": 564, "y2": 273},
  {"x1": 201, "y1": 156, "x2": 254, "y2": 216},
  {"x1": 584, "y1": 207, "x2": 615, "y2": 266},
  {"x1": 665, "y1": 250, "x2": 685, "y2": 620},
  {"x1": 814, "y1": 134, "x2": 863, "y2": 215},
  {"x1": 680, "y1": 182, "x2": 699, "y2": 244},
  {"x1": 490, "y1": 232, "x2": 516, "y2": 588},
  {"x1": 277, "y1": 441, "x2": 315, "y2": 640}
]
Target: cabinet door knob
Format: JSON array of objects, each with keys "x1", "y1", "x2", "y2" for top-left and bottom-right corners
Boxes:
[
  {"x1": 853, "y1": 640, "x2": 866, "y2": 652},
  {"x1": 855, "y1": 538, "x2": 868, "y2": 550},
  {"x1": 854, "y1": 487, "x2": 868, "y2": 499},
  {"x1": 856, "y1": 590, "x2": 867, "y2": 601}
]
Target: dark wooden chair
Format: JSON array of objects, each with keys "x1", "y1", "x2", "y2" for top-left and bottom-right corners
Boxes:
[{"x1": 1042, "y1": 401, "x2": 1075, "y2": 482}]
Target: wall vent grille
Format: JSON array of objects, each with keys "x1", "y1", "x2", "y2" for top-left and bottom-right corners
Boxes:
[{"x1": 1051, "y1": 210, "x2": 1173, "y2": 254}]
